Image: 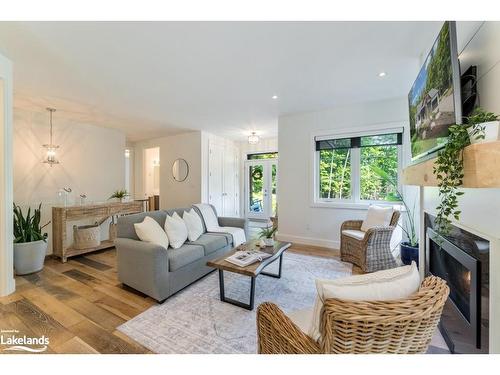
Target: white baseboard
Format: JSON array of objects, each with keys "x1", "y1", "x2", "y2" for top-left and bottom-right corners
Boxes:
[{"x1": 276, "y1": 233, "x2": 339, "y2": 250}]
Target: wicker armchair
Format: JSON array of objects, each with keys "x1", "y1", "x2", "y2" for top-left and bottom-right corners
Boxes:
[
  {"x1": 257, "y1": 276, "x2": 449, "y2": 354},
  {"x1": 340, "y1": 210, "x2": 401, "y2": 272}
]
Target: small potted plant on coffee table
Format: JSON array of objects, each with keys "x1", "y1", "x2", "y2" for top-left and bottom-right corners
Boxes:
[
  {"x1": 259, "y1": 225, "x2": 278, "y2": 247},
  {"x1": 13, "y1": 203, "x2": 50, "y2": 275}
]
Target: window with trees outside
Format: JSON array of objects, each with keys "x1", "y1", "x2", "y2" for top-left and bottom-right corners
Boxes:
[{"x1": 316, "y1": 132, "x2": 402, "y2": 203}]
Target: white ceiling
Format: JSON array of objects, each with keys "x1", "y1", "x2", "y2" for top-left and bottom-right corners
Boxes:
[{"x1": 0, "y1": 21, "x2": 443, "y2": 142}]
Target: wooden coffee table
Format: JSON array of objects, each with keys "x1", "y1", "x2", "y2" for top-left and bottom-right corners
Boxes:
[{"x1": 207, "y1": 240, "x2": 291, "y2": 310}]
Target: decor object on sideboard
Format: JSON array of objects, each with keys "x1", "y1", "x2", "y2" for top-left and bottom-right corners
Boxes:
[
  {"x1": 172, "y1": 158, "x2": 189, "y2": 182},
  {"x1": 372, "y1": 166, "x2": 418, "y2": 265},
  {"x1": 73, "y1": 224, "x2": 101, "y2": 250},
  {"x1": 42, "y1": 107, "x2": 60, "y2": 166},
  {"x1": 466, "y1": 107, "x2": 500, "y2": 144},
  {"x1": 109, "y1": 189, "x2": 129, "y2": 202},
  {"x1": 259, "y1": 225, "x2": 277, "y2": 246},
  {"x1": 13, "y1": 203, "x2": 50, "y2": 275},
  {"x1": 433, "y1": 123, "x2": 484, "y2": 234}
]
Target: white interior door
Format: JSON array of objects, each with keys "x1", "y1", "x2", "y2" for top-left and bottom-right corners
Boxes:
[
  {"x1": 245, "y1": 160, "x2": 278, "y2": 220},
  {"x1": 222, "y1": 144, "x2": 239, "y2": 217},
  {"x1": 208, "y1": 142, "x2": 224, "y2": 214}
]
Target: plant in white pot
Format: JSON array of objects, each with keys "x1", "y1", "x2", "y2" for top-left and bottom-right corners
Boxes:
[
  {"x1": 467, "y1": 107, "x2": 499, "y2": 144},
  {"x1": 109, "y1": 189, "x2": 129, "y2": 203},
  {"x1": 259, "y1": 225, "x2": 278, "y2": 247},
  {"x1": 13, "y1": 203, "x2": 50, "y2": 275}
]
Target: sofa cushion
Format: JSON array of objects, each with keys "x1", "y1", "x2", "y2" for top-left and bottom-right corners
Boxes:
[
  {"x1": 165, "y1": 212, "x2": 188, "y2": 249},
  {"x1": 168, "y1": 244, "x2": 205, "y2": 271},
  {"x1": 361, "y1": 205, "x2": 394, "y2": 232},
  {"x1": 341, "y1": 229, "x2": 365, "y2": 240},
  {"x1": 189, "y1": 233, "x2": 227, "y2": 256},
  {"x1": 183, "y1": 208, "x2": 204, "y2": 242},
  {"x1": 133, "y1": 216, "x2": 169, "y2": 250},
  {"x1": 207, "y1": 232, "x2": 232, "y2": 246}
]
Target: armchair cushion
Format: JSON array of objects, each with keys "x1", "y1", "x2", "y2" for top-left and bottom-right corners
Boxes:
[
  {"x1": 341, "y1": 229, "x2": 365, "y2": 240},
  {"x1": 310, "y1": 262, "x2": 420, "y2": 341},
  {"x1": 361, "y1": 205, "x2": 394, "y2": 232},
  {"x1": 287, "y1": 307, "x2": 320, "y2": 342}
]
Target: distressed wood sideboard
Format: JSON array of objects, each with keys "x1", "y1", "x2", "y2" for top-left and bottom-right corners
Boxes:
[{"x1": 52, "y1": 201, "x2": 143, "y2": 262}]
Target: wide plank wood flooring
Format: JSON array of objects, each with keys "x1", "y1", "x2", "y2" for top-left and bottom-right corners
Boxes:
[{"x1": 0, "y1": 245, "x2": 346, "y2": 354}]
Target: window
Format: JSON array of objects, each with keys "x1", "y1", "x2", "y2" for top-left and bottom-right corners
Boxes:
[
  {"x1": 315, "y1": 131, "x2": 402, "y2": 204},
  {"x1": 247, "y1": 152, "x2": 278, "y2": 160}
]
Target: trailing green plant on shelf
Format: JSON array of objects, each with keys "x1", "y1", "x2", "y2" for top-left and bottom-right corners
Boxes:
[
  {"x1": 466, "y1": 107, "x2": 499, "y2": 127},
  {"x1": 433, "y1": 123, "x2": 484, "y2": 234},
  {"x1": 371, "y1": 166, "x2": 418, "y2": 247},
  {"x1": 109, "y1": 189, "x2": 129, "y2": 201},
  {"x1": 13, "y1": 203, "x2": 50, "y2": 243}
]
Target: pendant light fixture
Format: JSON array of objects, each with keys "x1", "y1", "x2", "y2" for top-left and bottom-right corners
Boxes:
[
  {"x1": 248, "y1": 131, "x2": 260, "y2": 145},
  {"x1": 42, "y1": 107, "x2": 60, "y2": 166}
]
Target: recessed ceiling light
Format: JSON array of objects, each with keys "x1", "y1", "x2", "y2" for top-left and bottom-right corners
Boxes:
[
  {"x1": 272, "y1": 95, "x2": 278, "y2": 99},
  {"x1": 378, "y1": 72, "x2": 387, "y2": 77}
]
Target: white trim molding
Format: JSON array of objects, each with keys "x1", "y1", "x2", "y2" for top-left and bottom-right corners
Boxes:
[
  {"x1": 277, "y1": 232, "x2": 340, "y2": 250},
  {"x1": 0, "y1": 53, "x2": 15, "y2": 297}
]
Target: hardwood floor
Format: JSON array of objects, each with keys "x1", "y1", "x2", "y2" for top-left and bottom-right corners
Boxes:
[{"x1": 0, "y1": 244, "x2": 347, "y2": 354}]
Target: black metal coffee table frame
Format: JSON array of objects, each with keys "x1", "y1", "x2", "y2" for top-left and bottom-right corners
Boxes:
[{"x1": 217, "y1": 252, "x2": 284, "y2": 310}]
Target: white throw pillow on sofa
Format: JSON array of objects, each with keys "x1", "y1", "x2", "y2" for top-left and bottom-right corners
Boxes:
[
  {"x1": 183, "y1": 209, "x2": 204, "y2": 242},
  {"x1": 361, "y1": 205, "x2": 394, "y2": 232},
  {"x1": 134, "y1": 216, "x2": 169, "y2": 250},
  {"x1": 165, "y1": 212, "x2": 188, "y2": 249},
  {"x1": 289, "y1": 262, "x2": 421, "y2": 342}
]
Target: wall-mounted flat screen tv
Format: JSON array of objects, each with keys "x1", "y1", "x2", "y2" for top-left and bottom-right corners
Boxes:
[{"x1": 409, "y1": 21, "x2": 462, "y2": 163}]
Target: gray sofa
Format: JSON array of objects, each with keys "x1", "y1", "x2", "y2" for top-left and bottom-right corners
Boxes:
[{"x1": 114, "y1": 205, "x2": 247, "y2": 302}]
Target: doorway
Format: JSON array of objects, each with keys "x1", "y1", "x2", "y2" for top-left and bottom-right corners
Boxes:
[
  {"x1": 143, "y1": 147, "x2": 160, "y2": 210},
  {"x1": 245, "y1": 159, "x2": 278, "y2": 221}
]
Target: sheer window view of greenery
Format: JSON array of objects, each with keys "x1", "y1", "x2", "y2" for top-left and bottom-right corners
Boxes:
[
  {"x1": 319, "y1": 149, "x2": 351, "y2": 199},
  {"x1": 249, "y1": 164, "x2": 277, "y2": 216},
  {"x1": 319, "y1": 136, "x2": 399, "y2": 201}
]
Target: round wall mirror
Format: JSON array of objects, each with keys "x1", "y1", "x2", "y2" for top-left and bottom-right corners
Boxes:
[{"x1": 172, "y1": 158, "x2": 189, "y2": 182}]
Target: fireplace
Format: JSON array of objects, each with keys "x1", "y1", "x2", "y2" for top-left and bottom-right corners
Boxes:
[{"x1": 425, "y1": 214, "x2": 490, "y2": 354}]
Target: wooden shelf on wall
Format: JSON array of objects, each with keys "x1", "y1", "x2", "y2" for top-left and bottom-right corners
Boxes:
[{"x1": 402, "y1": 141, "x2": 500, "y2": 188}]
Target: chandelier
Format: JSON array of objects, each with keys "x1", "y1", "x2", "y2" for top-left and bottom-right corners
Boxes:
[
  {"x1": 248, "y1": 132, "x2": 260, "y2": 145},
  {"x1": 42, "y1": 107, "x2": 60, "y2": 166}
]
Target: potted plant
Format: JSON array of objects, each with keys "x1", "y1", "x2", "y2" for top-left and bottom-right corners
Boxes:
[
  {"x1": 466, "y1": 107, "x2": 499, "y2": 144},
  {"x1": 259, "y1": 225, "x2": 278, "y2": 246},
  {"x1": 433, "y1": 123, "x2": 484, "y2": 234},
  {"x1": 13, "y1": 203, "x2": 50, "y2": 275},
  {"x1": 109, "y1": 189, "x2": 129, "y2": 203},
  {"x1": 372, "y1": 166, "x2": 419, "y2": 265}
]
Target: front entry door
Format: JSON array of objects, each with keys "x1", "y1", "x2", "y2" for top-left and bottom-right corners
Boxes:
[{"x1": 245, "y1": 160, "x2": 278, "y2": 220}]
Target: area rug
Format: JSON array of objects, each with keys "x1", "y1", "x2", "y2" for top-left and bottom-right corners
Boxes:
[{"x1": 118, "y1": 252, "x2": 352, "y2": 354}]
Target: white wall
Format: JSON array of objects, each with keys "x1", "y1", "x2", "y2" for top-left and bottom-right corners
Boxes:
[
  {"x1": 133, "y1": 131, "x2": 204, "y2": 209},
  {"x1": 13, "y1": 107, "x2": 126, "y2": 254},
  {"x1": 277, "y1": 98, "x2": 411, "y2": 248}
]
